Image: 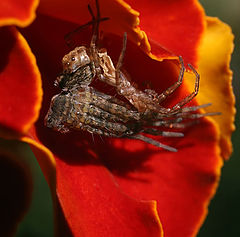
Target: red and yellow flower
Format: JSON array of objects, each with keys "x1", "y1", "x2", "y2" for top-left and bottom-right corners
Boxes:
[{"x1": 0, "y1": 0, "x2": 235, "y2": 236}]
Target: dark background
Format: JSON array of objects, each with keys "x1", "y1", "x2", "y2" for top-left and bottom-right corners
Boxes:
[
  {"x1": 16, "y1": 0, "x2": 240, "y2": 236},
  {"x1": 198, "y1": 0, "x2": 240, "y2": 236}
]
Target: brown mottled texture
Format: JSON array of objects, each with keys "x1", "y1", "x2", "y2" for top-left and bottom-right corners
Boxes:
[{"x1": 44, "y1": 0, "x2": 219, "y2": 151}]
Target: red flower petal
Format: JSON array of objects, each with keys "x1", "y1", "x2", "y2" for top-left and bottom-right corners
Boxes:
[
  {"x1": 20, "y1": 15, "x2": 165, "y2": 236},
  {"x1": 21, "y1": 9, "x2": 222, "y2": 236},
  {"x1": 125, "y1": 0, "x2": 205, "y2": 65},
  {"x1": 38, "y1": 0, "x2": 142, "y2": 44},
  {"x1": 0, "y1": 0, "x2": 39, "y2": 27},
  {"x1": 191, "y1": 17, "x2": 235, "y2": 159},
  {"x1": 0, "y1": 27, "x2": 42, "y2": 136},
  {"x1": 23, "y1": 127, "x2": 163, "y2": 237},
  {"x1": 56, "y1": 155, "x2": 162, "y2": 237},
  {"x1": 108, "y1": 119, "x2": 222, "y2": 237}
]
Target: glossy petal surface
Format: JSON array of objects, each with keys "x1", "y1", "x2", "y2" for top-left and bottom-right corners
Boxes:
[
  {"x1": 109, "y1": 119, "x2": 222, "y2": 237},
  {"x1": 22, "y1": 14, "x2": 166, "y2": 236},
  {"x1": 0, "y1": 27, "x2": 42, "y2": 137},
  {"x1": 4, "y1": 0, "x2": 232, "y2": 236},
  {"x1": 56, "y1": 156, "x2": 162, "y2": 237},
  {"x1": 126, "y1": 0, "x2": 205, "y2": 65},
  {"x1": 38, "y1": 0, "x2": 143, "y2": 47},
  {"x1": 38, "y1": 0, "x2": 205, "y2": 65},
  {"x1": 0, "y1": 0, "x2": 39, "y2": 27},
  {"x1": 192, "y1": 17, "x2": 234, "y2": 159}
]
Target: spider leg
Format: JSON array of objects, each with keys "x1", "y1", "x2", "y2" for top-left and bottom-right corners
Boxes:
[
  {"x1": 92, "y1": 96, "x2": 140, "y2": 121},
  {"x1": 142, "y1": 128, "x2": 184, "y2": 137},
  {"x1": 90, "y1": 87, "x2": 135, "y2": 109},
  {"x1": 115, "y1": 32, "x2": 127, "y2": 87},
  {"x1": 79, "y1": 123, "x2": 123, "y2": 137},
  {"x1": 180, "y1": 103, "x2": 212, "y2": 113},
  {"x1": 86, "y1": 104, "x2": 126, "y2": 122},
  {"x1": 157, "y1": 56, "x2": 185, "y2": 103},
  {"x1": 150, "y1": 117, "x2": 183, "y2": 127},
  {"x1": 89, "y1": 0, "x2": 101, "y2": 48},
  {"x1": 167, "y1": 63, "x2": 200, "y2": 114},
  {"x1": 129, "y1": 134, "x2": 178, "y2": 152},
  {"x1": 144, "y1": 117, "x2": 185, "y2": 129},
  {"x1": 64, "y1": 0, "x2": 108, "y2": 48},
  {"x1": 176, "y1": 111, "x2": 221, "y2": 119},
  {"x1": 153, "y1": 118, "x2": 197, "y2": 129},
  {"x1": 114, "y1": 33, "x2": 163, "y2": 112},
  {"x1": 74, "y1": 113, "x2": 132, "y2": 136},
  {"x1": 64, "y1": 17, "x2": 109, "y2": 48}
]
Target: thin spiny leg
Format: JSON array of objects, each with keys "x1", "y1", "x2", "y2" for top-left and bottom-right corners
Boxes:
[
  {"x1": 145, "y1": 118, "x2": 194, "y2": 129},
  {"x1": 91, "y1": 132, "x2": 95, "y2": 144},
  {"x1": 93, "y1": 88, "x2": 134, "y2": 110},
  {"x1": 64, "y1": 0, "x2": 107, "y2": 48},
  {"x1": 78, "y1": 114, "x2": 130, "y2": 135},
  {"x1": 64, "y1": 20, "x2": 94, "y2": 47},
  {"x1": 166, "y1": 120, "x2": 199, "y2": 129},
  {"x1": 88, "y1": 0, "x2": 103, "y2": 74},
  {"x1": 142, "y1": 128, "x2": 184, "y2": 137},
  {"x1": 176, "y1": 111, "x2": 221, "y2": 119},
  {"x1": 169, "y1": 63, "x2": 200, "y2": 113},
  {"x1": 149, "y1": 117, "x2": 183, "y2": 127},
  {"x1": 93, "y1": 96, "x2": 140, "y2": 121},
  {"x1": 90, "y1": 0, "x2": 101, "y2": 48},
  {"x1": 157, "y1": 56, "x2": 185, "y2": 103},
  {"x1": 79, "y1": 124, "x2": 123, "y2": 137},
  {"x1": 64, "y1": 18, "x2": 108, "y2": 47},
  {"x1": 130, "y1": 134, "x2": 178, "y2": 152},
  {"x1": 181, "y1": 103, "x2": 212, "y2": 113},
  {"x1": 86, "y1": 104, "x2": 125, "y2": 122},
  {"x1": 115, "y1": 32, "x2": 127, "y2": 86}
]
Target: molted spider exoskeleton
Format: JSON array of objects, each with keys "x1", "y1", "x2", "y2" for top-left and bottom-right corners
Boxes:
[{"x1": 45, "y1": 0, "x2": 220, "y2": 151}]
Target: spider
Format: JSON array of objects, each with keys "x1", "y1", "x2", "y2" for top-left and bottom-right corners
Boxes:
[
  {"x1": 45, "y1": 0, "x2": 219, "y2": 151},
  {"x1": 55, "y1": 0, "x2": 203, "y2": 116}
]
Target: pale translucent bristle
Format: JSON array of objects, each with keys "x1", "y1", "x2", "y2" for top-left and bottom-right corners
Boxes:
[{"x1": 130, "y1": 134, "x2": 177, "y2": 152}]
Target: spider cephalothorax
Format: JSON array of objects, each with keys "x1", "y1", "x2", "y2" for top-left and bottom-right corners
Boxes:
[{"x1": 45, "y1": 0, "x2": 220, "y2": 151}]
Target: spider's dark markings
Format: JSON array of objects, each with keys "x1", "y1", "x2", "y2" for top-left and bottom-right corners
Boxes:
[{"x1": 45, "y1": 0, "x2": 220, "y2": 152}]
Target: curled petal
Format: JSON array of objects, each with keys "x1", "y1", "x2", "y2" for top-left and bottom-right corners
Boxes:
[
  {"x1": 0, "y1": 0, "x2": 39, "y2": 27},
  {"x1": 125, "y1": 0, "x2": 205, "y2": 65},
  {"x1": 0, "y1": 27, "x2": 42, "y2": 137},
  {"x1": 38, "y1": 0, "x2": 144, "y2": 49},
  {"x1": 38, "y1": 0, "x2": 205, "y2": 65},
  {"x1": 185, "y1": 17, "x2": 235, "y2": 159}
]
